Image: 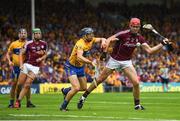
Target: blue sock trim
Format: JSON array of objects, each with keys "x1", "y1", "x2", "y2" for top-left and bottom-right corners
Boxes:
[
  {"x1": 61, "y1": 100, "x2": 69, "y2": 109},
  {"x1": 63, "y1": 87, "x2": 71, "y2": 95}
]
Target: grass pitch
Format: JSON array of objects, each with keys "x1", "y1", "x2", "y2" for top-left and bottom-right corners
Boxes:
[{"x1": 0, "y1": 92, "x2": 180, "y2": 120}]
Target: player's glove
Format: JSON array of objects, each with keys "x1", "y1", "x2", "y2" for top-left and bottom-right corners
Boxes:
[
  {"x1": 166, "y1": 44, "x2": 174, "y2": 51},
  {"x1": 161, "y1": 38, "x2": 173, "y2": 51},
  {"x1": 100, "y1": 52, "x2": 107, "y2": 61},
  {"x1": 161, "y1": 38, "x2": 169, "y2": 45}
]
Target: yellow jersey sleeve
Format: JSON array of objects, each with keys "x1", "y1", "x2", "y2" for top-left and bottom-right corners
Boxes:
[
  {"x1": 7, "y1": 40, "x2": 26, "y2": 66},
  {"x1": 75, "y1": 40, "x2": 84, "y2": 51},
  {"x1": 69, "y1": 38, "x2": 96, "y2": 67},
  {"x1": 8, "y1": 42, "x2": 14, "y2": 53}
]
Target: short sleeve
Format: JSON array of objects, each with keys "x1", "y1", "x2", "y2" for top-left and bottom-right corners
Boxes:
[
  {"x1": 23, "y1": 40, "x2": 33, "y2": 52},
  {"x1": 45, "y1": 42, "x2": 48, "y2": 51},
  {"x1": 75, "y1": 41, "x2": 84, "y2": 50},
  {"x1": 7, "y1": 42, "x2": 14, "y2": 52},
  {"x1": 139, "y1": 36, "x2": 148, "y2": 44}
]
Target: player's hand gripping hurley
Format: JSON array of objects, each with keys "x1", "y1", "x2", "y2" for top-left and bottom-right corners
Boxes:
[{"x1": 143, "y1": 24, "x2": 173, "y2": 51}]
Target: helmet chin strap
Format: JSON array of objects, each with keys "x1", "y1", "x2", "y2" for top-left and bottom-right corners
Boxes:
[{"x1": 34, "y1": 38, "x2": 40, "y2": 41}]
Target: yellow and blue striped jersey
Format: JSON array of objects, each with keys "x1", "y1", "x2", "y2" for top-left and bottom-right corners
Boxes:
[
  {"x1": 7, "y1": 40, "x2": 26, "y2": 66},
  {"x1": 69, "y1": 38, "x2": 96, "y2": 67}
]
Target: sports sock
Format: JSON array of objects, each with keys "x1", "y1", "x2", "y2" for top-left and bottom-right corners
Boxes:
[
  {"x1": 27, "y1": 100, "x2": 31, "y2": 104},
  {"x1": 63, "y1": 87, "x2": 71, "y2": 95},
  {"x1": 134, "y1": 98, "x2": 140, "y2": 106},
  {"x1": 82, "y1": 91, "x2": 90, "y2": 98},
  {"x1": 61, "y1": 100, "x2": 69, "y2": 109},
  {"x1": 9, "y1": 99, "x2": 14, "y2": 105}
]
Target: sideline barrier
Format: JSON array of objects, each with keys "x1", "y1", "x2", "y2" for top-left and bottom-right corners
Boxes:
[
  {"x1": 40, "y1": 83, "x2": 104, "y2": 94},
  {"x1": 1, "y1": 82, "x2": 180, "y2": 94},
  {"x1": 0, "y1": 84, "x2": 39, "y2": 94},
  {"x1": 140, "y1": 82, "x2": 180, "y2": 92}
]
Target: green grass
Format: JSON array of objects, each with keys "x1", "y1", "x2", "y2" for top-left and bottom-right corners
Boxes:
[{"x1": 0, "y1": 92, "x2": 180, "y2": 120}]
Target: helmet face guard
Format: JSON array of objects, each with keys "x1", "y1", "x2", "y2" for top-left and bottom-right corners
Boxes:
[
  {"x1": 19, "y1": 28, "x2": 27, "y2": 33},
  {"x1": 18, "y1": 28, "x2": 27, "y2": 39},
  {"x1": 80, "y1": 27, "x2": 94, "y2": 37}
]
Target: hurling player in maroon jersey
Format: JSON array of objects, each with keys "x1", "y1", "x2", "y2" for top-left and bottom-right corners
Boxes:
[
  {"x1": 78, "y1": 18, "x2": 170, "y2": 110},
  {"x1": 14, "y1": 28, "x2": 47, "y2": 108}
]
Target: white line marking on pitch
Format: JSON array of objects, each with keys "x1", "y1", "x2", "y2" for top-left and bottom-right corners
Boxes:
[
  {"x1": 8, "y1": 114, "x2": 180, "y2": 121},
  {"x1": 8, "y1": 114, "x2": 132, "y2": 119},
  {"x1": 71, "y1": 101, "x2": 180, "y2": 106}
]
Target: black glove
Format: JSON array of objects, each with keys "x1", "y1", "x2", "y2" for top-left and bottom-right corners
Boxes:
[
  {"x1": 100, "y1": 52, "x2": 107, "y2": 61},
  {"x1": 166, "y1": 44, "x2": 174, "y2": 51}
]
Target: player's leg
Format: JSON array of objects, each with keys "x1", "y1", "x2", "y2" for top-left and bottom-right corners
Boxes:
[
  {"x1": 78, "y1": 76, "x2": 87, "y2": 91},
  {"x1": 77, "y1": 66, "x2": 87, "y2": 91},
  {"x1": 15, "y1": 71, "x2": 35, "y2": 108},
  {"x1": 26, "y1": 88, "x2": 36, "y2": 108},
  {"x1": 160, "y1": 77, "x2": 166, "y2": 92},
  {"x1": 61, "y1": 86, "x2": 71, "y2": 99},
  {"x1": 8, "y1": 79, "x2": 17, "y2": 108},
  {"x1": 122, "y1": 66, "x2": 145, "y2": 110},
  {"x1": 16, "y1": 64, "x2": 28, "y2": 100},
  {"x1": 84, "y1": 67, "x2": 113, "y2": 95},
  {"x1": 165, "y1": 79, "x2": 169, "y2": 92},
  {"x1": 60, "y1": 75, "x2": 80, "y2": 111},
  {"x1": 60, "y1": 61, "x2": 74, "y2": 99},
  {"x1": 16, "y1": 72, "x2": 27, "y2": 100},
  {"x1": 77, "y1": 67, "x2": 113, "y2": 109},
  {"x1": 8, "y1": 67, "x2": 19, "y2": 108},
  {"x1": 162, "y1": 81, "x2": 165, "y2": 92}
]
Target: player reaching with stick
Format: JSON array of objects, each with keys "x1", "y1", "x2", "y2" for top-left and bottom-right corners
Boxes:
[
  {"x1": 77, "y1": 18, "x2": 171, "y2": 110},
  {"x1": 14, "y1": 28, "x2": 47, "y2": 108},
  {"x1": 6, "y1": 28, "x2": 35, "y2": 108},
  {"x1": 59, "y1": 27, "x2": 107, "y2": 111}
]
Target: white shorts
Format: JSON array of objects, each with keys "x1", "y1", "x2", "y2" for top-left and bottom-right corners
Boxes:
[
  {"x1": 106, "y1": 57, "x2": 133, "y2": 70},
  {"x1": 21, "y1": 63, "x2": 40, "y2": 75}
]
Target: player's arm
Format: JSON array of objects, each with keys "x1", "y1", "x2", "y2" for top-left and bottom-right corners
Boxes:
[
  {"x1": 94, "y1": 38, "x2": 106, "y2": 43},
  {"x1": 141, "y1": 38, "x2": 169, "y2": 54},
  {"x1": 36, "y1": 43, "x2": 48, "y2": 62},
  {"x1": 105, "y1": 34, "x2": 119, "y2": 51},
  {"x1": 6, "y1": 43, "x2": 14, "y2": 66},
  {"x1": 36, "y1": 51, "x2": 47, "y2": 62},
  {"x1": 94, "y1": 38, "x2": 107, "y2": 50},
  {"x1": 19, "y1": 47, "x2": 26, "y2": 68},
  {"x1": 77, "y1": 49, "x2": 95, "y2": 67}
]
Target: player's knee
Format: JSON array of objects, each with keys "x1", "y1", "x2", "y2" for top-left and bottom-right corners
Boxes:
[
  {"x1": 133, "y1": 81, "x2": 139, "y2": 88},
  {"x1": 96, "y1": 78, "x2": 103, "y2": 84},
  {"x1": 81, "y1": 87, "x2": 87, "y2": 91},
  {"x1": 24, "y1": 82, "x2": 31, "y2": 89},
  {"x1": 11, "y1": 82, "x2": 17, "y2": 87},
  {"x1": 11, "y1": 83, "x2": 17, "y2": 91},
  {"x1": 73, "y1": 86, "x2": 80, "y2": 92},
  {"x1": 17, "y1": 79, "x2": 24, "y2": 85}
]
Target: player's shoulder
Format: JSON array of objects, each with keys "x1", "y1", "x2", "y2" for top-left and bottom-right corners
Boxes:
[
  {"x1": 25, "y1": 40, "x2": 34, "y2": 46},
  {"x1": 92, "y1": 37, "x2": 96, "y2": 42},
  {"x1": 8, "y1": 40, "x2": 19, "y2": 47},
  {"x1": 39, "y1": 40, "x2": 47, "y2": 44},
  {"x1": 11, "y1": 40, "x2": 19, "y2": 44},
  {"x1": 137, "y1": 33, "x2": 145, "y2": 40},
  {"x1": 76, "y1": 38, "x2": 84, "y2": 45},
  {"x1": 38, "y1": 40, "x2": 47, "y2": 46},
  {"x1": 74, "y1": 39, "x2": 84, "y2": 49},
  {"x1": 115, "y1": 29, "x2": 130, "y2": 37}
]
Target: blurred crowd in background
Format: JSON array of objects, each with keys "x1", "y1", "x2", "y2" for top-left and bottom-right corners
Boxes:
[{"x1": 0, "y1": 0, "x2": 179, "y2": 87}]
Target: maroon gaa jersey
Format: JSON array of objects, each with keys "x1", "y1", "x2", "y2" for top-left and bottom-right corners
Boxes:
[
  {"x1": 110, "y1": 29, "x2": 147, "y2": 61},
  {"x1": 24, "y1": 40, "x2": 47, "y2": 66}
]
